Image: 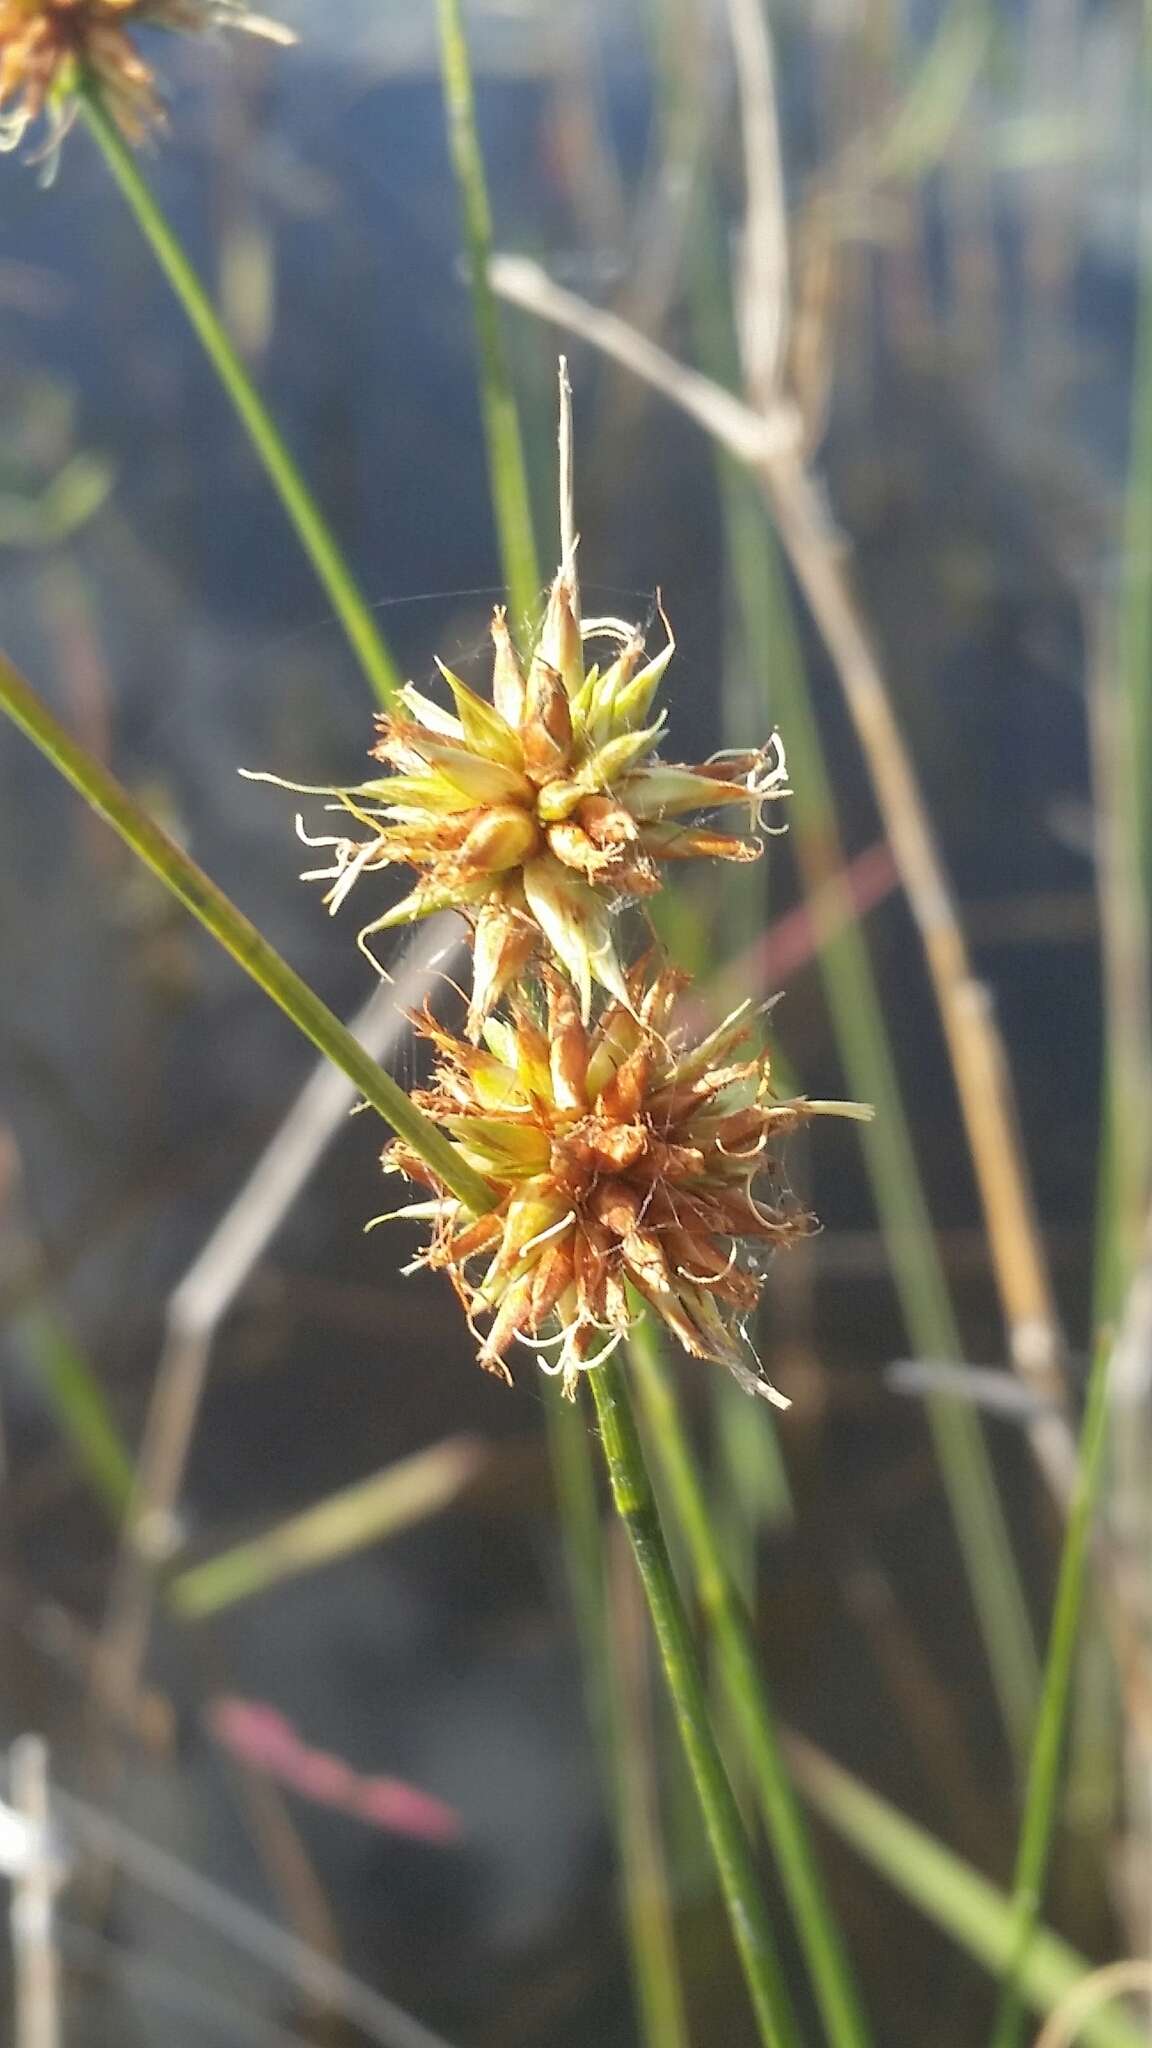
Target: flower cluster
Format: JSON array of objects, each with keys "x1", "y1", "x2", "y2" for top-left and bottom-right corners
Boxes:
[
  {"x1": 255, "y1": 562, "x2": 789, "y2": 1034},
  {"x1": 0, "y1": 0, "x2": 292, "y2": 149},
  {"x1": 259, "y1": 537, "x2": 868, "y2": 1402},
  {"x1": 383, "y1": 960, "x2": 866, "y2": 1402}
]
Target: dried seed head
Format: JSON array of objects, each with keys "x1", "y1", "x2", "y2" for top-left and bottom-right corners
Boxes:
[
  {"x1": 252, "y1": 567, "x2": 791, "y2": 1033},
  {"x1": 0, "y1": 0, "x2": 293, "y2": 151},
  {"x1": 382, "y1": 956, "x2": 872, "y2": 1402}
]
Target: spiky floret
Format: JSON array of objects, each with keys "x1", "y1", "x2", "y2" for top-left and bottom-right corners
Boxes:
[
  {"x1": 250, "y1": 563, "x2": 790, "y2": 1033},
  {"x1": 0, "y1": 0, "x2": 292, "y2": 149},
  {"x1": 381, "y1": 958, "x2": 872, "y2": 1402}
]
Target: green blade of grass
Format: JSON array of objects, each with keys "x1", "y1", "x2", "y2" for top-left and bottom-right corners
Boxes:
[
  {"x1": 607, "y1": 1526, "x2": 692, "y2": 2048},
  {"x1": 431, "y1": 12, "x2": 696, "y2": 2033},
  {"x1": 547, "y1": 1394, "x2": 694, "y2": 2048},
  {"x1": 588, "y1": 1348, "x2": 801, "y2": 2048},
  {"x1": 704, "y1": 418, "x2": 1040, "y2": 1758},
  {"x1": 80, "y1": 87, "x2": 402, "y2": 711},
  {"x1": 628, "y1": 1314, "x2": 873, "y2": 2048},
  {"x1": 788, "y1": 1734, "x2": 1143, "y2": 2048},
  {"x1": 0, "y1": 652, "x2": 492, "y2": 1217},
  {"x1": 17, "y1": 1306, "x2": 134, "y2": 1519},
  {"x1": 169, "y1": 1439, "x2": 486, "y2": 1617},
  {"x1": 677, "y1": 161, "x2": 1039, "y2": 1751},
  {"x1": 435, "y1": 0, "x2": 541, "y2": 639},
  {"x1": 990, "y1": 1333, "x2": 1115, "y2": 2048}
]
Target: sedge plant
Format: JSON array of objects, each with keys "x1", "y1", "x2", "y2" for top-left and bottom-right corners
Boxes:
[{"x1": 0, "y1": 12, "x2": 872, "y2": 2040}]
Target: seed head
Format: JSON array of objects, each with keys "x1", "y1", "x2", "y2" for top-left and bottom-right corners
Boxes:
[
  {"x1": 252, "y1": 564, "x2": 790, "y2": 1032},
  {"x1": 0, "y1": 0, "x2": 293, "y2": 151},
  {"x1": 380, "y1": 958, "x2": 872, "y2": 1402}
]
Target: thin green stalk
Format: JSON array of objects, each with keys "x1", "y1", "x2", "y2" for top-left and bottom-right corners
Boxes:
[
  {"x1": 628, "y1": 1316, "x2": 872, "y2": 2048},
  {"x1": 170, "y1": 1439, "x2": 483, "y2": 1617},
  {"x1": 587, "y1": 1350, "x2": 801, "y2": 2048},
  {"x1": 435, "y1": 0, "x2": 541, "y2": 637},
  {"x1": 0, "y1": 653, "x2": 489, "y2": 1215},
  {"x1": 607, "y1": 1530, "x2": 692, "y2": 2048},
  {"x1": 763, "y1": 553, "x2": 1040, "y2": 1760},
  {"x1": 19, "y1": 1306, "x2": 134, "y2": 1518},
  {"x1": 1115, "y1": 0, "x2": 1152, "y2": 901},
  {"x1": 431, "y1": 12, "x2": 691, "y2": 2033},
  {"x1": 685, "y1": 198, "x2": 1039, "y2": 1761},
  {"x1": 547, "y1": 1400, "x2": 691, "y2": 2048},
  {"x1": 1094, "y1": 0, "x2": 1152, "y2": 1319},
  {"x1": 789, "y1": 1734, "x2": 1145, "y2": 2048},
  {"x1": 990, "y1": 1334, "x2": 1115, "y2": 2048},
  {"x1": 79, "y1": 87, "x2": 402, "y2": 710}
]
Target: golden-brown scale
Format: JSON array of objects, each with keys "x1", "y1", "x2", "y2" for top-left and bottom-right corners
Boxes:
[{"x1": 381, "y1": 959, "x2": 855, "y2": 1403}]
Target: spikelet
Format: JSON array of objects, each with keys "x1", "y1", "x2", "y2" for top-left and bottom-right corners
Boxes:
[
  {"x1": 380, "y1": 957, "x2": 872, "y2": 1403},
  {"x1": 0, "y1": 0, "x2": 293, "y2": 151},
  {"x1": 251, "y1": 566, "x2": 790, "y2": 1032}
]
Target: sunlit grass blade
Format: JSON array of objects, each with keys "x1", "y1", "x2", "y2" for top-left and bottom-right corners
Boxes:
[
  {"x1": 435, "y1": 0, "x2": 541, "y2": 640},
  {"x1": 80, "y1": 86, "x2": 403, "y2": 711},
  {"x1": 169, "y1": 1439, "x2": 486, "y2": 1617},
  {"x1": 628, "y1": 1314, "x2": 872, "y2": 2048},
  {"x1": 607, "y1": 1526, "x2": 691, "y2": 2048},
  {"x1": 874, "y1": 0, "x2": 994, "y2": 180},
  {"x1": 17, "y1": 1305, "x2": 134, "y2": 1518},
  {"x1": 691, "y1": 269, "x2": 1039, "y2": 1756},
  {"x1": 429, "y1": 11, "x2": 687, "y2": 2029},
  {"x1": 0, "y1": 652, "x2": 492, "y2": 1217},
  {"x1": 990, "y1": 1333, "x2": 1115, "y2": 2048},
  {"x1": 787, "y1": 1733, "x2": 1143, "y2": 2048},
  {"x1": 548, "y1": 1389, "x2": 692, "y2": 2048},
  {"x1": 588, "y1": 1348, "x2": 801, "y2": 2048}
]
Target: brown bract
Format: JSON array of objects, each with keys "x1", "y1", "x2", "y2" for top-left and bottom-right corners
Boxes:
[
  {"x1": 381, "y1": 959, "x2": 870, "y2": 1402},
  {"x1": 0, "y1": 0, "x2": 291, "y2": 146}
]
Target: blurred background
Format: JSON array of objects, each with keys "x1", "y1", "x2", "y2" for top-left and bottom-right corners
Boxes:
[{"x1": 0, "y1": 0, "x2": 1149, "y2": 2041}]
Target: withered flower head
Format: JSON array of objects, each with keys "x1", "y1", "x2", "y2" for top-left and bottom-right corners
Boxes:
[
  {"x1": 251, "y1": 561, "x2": 789, "y2": 1033},
  {"x1": 0, "y1": 0, "x2": 293, "y2": 150},
  {"x1": 381, "y1": 959, "x2": 872, "y2": 1403}
]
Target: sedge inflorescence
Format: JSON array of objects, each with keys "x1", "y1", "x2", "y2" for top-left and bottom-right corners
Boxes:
[
  {"x1": 253, "y1": 563, "x2": 789, "y2": 1035},
  {"x1": 384, "y1": 959, "x2": 867, "y2": 1402},
  {"x1": 258, "y1": 508, "x2": 869, "y2": 1406},
  {"x1": 0, "y1": 0, "x2": 292, "y2": 150}
]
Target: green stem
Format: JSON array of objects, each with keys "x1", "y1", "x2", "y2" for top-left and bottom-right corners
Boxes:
[
  {"x1": 686, "y1": 202, "x2": 1038, "y2": 1762},
  {"x1": 19, "y1": 1305, "x2": 134, "y2": 1519},
  {"x1": 80, "y1": 87, "x2": 402, "y2": 711},
  {"x1": 549, "y1": 1350, "x2": 690, "y2": 2048},
  {"x1": 587, "y1": 1352, "x2": 801, "y2": 2048},
  {"x1": 432, "y1": 14, "x2": 689, "y2": 2037},
  {"x1": 790, "y1": 1735, "x2": 1145, "y2": 2048},
  {"x1": 606, "y1": 1530, "x2": 692, "y2": 2048},
  {"x1": 628, "y1": 1317, "x2": 872, "y2": 2048},
  {"x1": 1094, "y1": 0, "x2": 1152, "y2": 1317},
  {"x1": 990, "y1": 1334, "x2": 1115, "y2": 2048},
  {"x1": 0, "y1": 653, "x2": 490, "y2": 1216},
  {"x1": 435, "y1": 0, "x2": 541, "y2": 637}
]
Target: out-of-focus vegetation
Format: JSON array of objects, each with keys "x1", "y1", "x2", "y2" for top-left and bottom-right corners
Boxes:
[{"x1": 0, "y1": 2, "x2": 1150, "y2": 2045}]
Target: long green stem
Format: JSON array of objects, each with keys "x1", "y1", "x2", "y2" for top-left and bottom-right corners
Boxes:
[
  {"x1": 587, "y1": 1351, "x2": 800, "y2": 2048},
  {"x1": 789, "y1": 1735, "x2": 1144, "y2": 2048},
  {"x1": 19, "y1": 1305, "x2": 134, "y2": 1518},
  {"x1": 435, "y1": 0, "x2": 541, "y2": 637},
  {"x1": 1094, "y1": 0, "x2": 1152, "y2": 1313},
  {"x1": 80, "y1": 88, "x2": 402, "y2": 710},
  {"x1": 685, "y1": 195, "x2": 1039, "y2": 1761},
  {"x1": 606, "y1": 1529, "x2": 692, "y2": 2048},
  {"x1": 990, "y1": 1334, "x2": 1114, "y2": 2048},
  {"x1": 628, "y1": 1317, "x2": 872, "y2": 2048},
  {"x1": 430, "y1": 12, "x2": 694, "y2": 2035},
  {"x1": 0, "y1": 653, "x2": 489, "y2": 1215}
]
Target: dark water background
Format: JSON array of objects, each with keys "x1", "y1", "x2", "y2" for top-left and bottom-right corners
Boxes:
[{"x1": 0, "y1": 2, "x2": 1135, "y2": 2041}]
